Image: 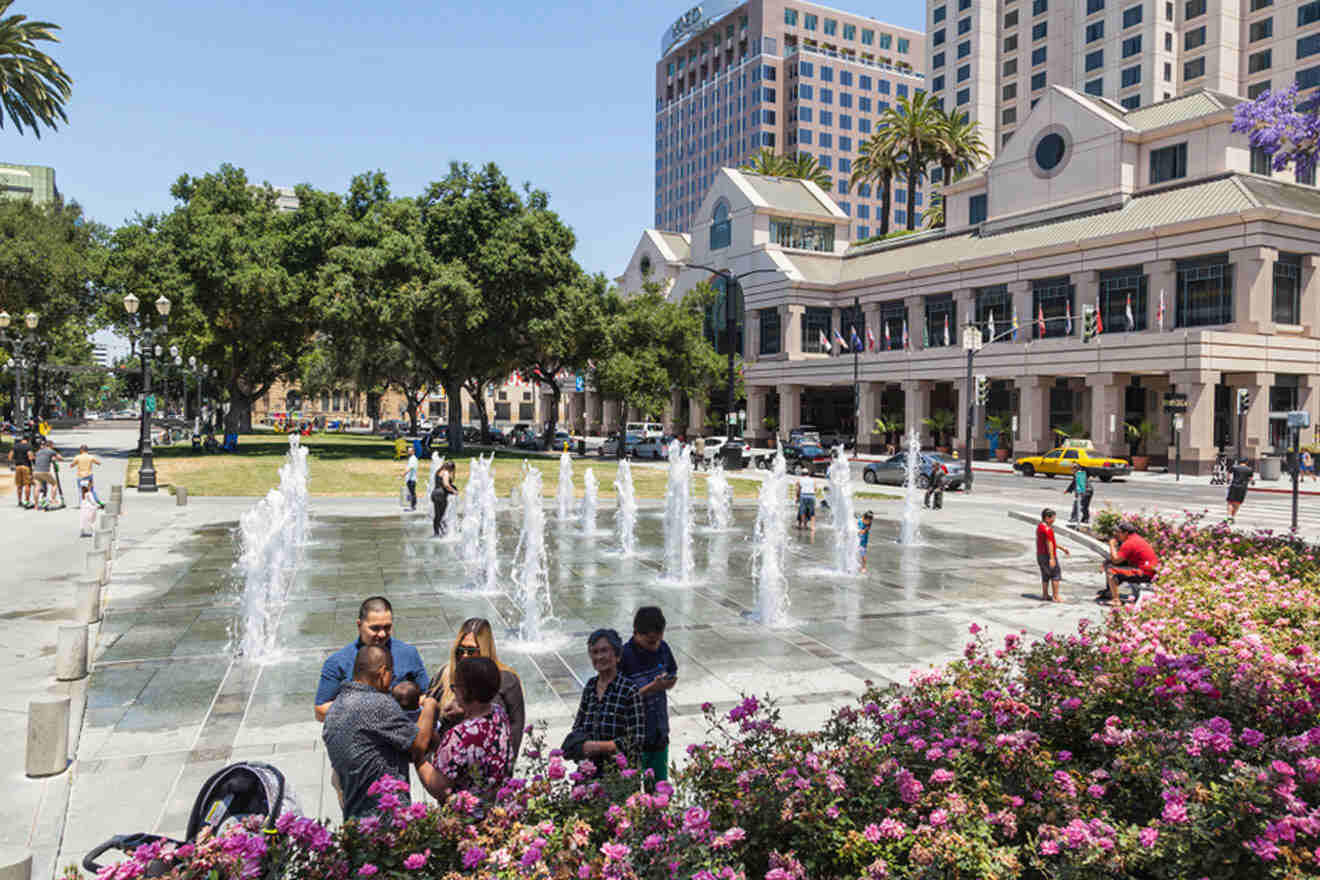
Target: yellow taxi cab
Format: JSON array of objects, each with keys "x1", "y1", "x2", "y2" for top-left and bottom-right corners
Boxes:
[{"x1": 1013, "y1": 439, "x2": 1131, "y2": 481}]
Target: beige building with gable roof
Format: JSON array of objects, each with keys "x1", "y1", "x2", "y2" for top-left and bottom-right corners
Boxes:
[{"x1": 622, "y1": 85, "x2": 1320, "y2": 473}]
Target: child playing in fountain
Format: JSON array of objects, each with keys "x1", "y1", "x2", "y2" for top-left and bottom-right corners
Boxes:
[
  {"x1": 858, "y1": 511, "x2": 873, "y2": 572},
  {"x1": 620, "y1": 606, "x2": 678, "y2": 784},
  {"x1": 392, "y1": 679, "x2": 422, "y2": 723}
]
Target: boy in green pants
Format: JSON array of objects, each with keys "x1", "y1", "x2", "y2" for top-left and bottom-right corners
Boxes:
[{"x1": 620, "y1": 606, "x2": 678, "y2": 782}]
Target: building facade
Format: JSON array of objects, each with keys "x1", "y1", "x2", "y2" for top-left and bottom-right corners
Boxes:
[
  {"x1": 0, "y1": 163, "x2": 58, "y2": 205},
  {"x1": 656, "y1": 0, "x2": 927, "y2": 240},
  {"x1": 635, "y1": 87, "x2": 1320, "y2": 474},
  {"x1": 928, "y1": 0, "x2": 1320, "y2": 161}
]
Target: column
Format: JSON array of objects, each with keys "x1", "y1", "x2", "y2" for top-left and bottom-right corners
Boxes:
[
  {"x1": 1009, "y1": 280, "x2": 1032, "y2": 340},
  {"x1": 1229, "y1": 246, "x2": 1277, "y2": 335},
  {"x1": 830, "y1": 306, "x2": 842, "y2": 355},
  {"x1": 953, "y1": 288, "x2": 974, "y2": 337},
  {"x1": 777, "y1": 383, "x2": 803, "y2": 441},
  {"x1": 664, "y1": 389, "x2": 682, "y2": 435},
  {"x1": 1299, "y1": 255, "x2": 1320, "y2": 335},
  {"x1": 1086, "y1": 372, "x2": 1126, "y2": 457},
  {"x1": 747, "y1": 385, "x2": 770, "y2": 445},
  {"x1": 1144, "y1": 376, "x2": 1174, "y2": 466},
  {"x1": 953, "y1": 374, "x2": 978, "y2": 448},
  {"x1": 902, "y1": 379, "x2": 932, "y2": 448},
  {"x1": 744, "y1": 309, "x2": 761, "y2": 363},
  {"x1": 1146, "y1": 260, "x2": 1176, "y2": 332},
  {"x1": 583, "y1": 390, "x2": 599, "y2": 434},
  {"x1": 1170, "y1": 369, "x2": 1218, "y2": 474},
  {"x1": 904, "y1": 295, "x2": 924, "y2": 351},
  {"x1": 1016, "y1": 376, "x2": 1052, "y2": 455},
  {"x1": 1225, "y1": 371, "x2": 1276, "y2": 460},
  {"x1": 781, "y1": 305, "x2": 804, "y2": 357},
  {"x1": 857, "y1": 381, "x2": 881, "y2": 453},
  {"x1": 862, "y1": 301, "x2": 884, "y2": 354},
  {"x1": 1071, "y1": 270, "x2": 1099, "y2": 339},
  {"x1": 688, "y1": 395, "x2": 707, "y2": 437},
  {"x1": 603, "y1": 399, "x2": 621, "y2": 434}
]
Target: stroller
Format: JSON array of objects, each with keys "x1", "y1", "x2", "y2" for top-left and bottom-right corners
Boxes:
[{"x1": 84, "y1": 761, "x2": 300, "y2": 875}]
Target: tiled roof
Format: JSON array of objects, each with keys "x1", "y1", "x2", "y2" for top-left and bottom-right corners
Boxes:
[
  {"x1": 739, "y1": 173, "x2": 839, "y2": 218},
  {"x1": 1120, "y1": 89, "x2": 1244, "y2": 132},
  {"x1": 653, "y1": 230, "x2": 691, "y2": 260},
  {"x1": 780, "y1": 174, "x2": 1320, "y2": 284}
]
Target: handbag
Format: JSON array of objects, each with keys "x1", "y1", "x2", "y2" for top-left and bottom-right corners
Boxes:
[{"x1": 560, "y1": 729, "x2": 589, "y2": 762}]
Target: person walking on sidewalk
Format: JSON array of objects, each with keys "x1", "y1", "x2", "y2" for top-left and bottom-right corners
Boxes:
[
  {"x1": 8, "y1": 434, "x2": 34, "y2": 509},
  {"x1": 1065, "y1": 465, "x2": 1094, "y2": 524},
  {"x1": 923, "y1": 462, "x2": 946, "y2": 510},
  {"x1": 32, "y1": 439, "x2": 65, "y2": 510},
  {"x1": 402, "y1": 451, "x2": 418, "y2": 511},
  {"x1": 1226, "y1": 457, "x2": 1254, "y2": 521},
  {"x1": 71, "y1": 444, "x2": 105, "y2": 508}
]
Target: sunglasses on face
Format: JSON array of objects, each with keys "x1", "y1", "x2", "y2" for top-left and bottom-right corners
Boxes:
[{"x1": 457, "y1": 645, "x2": 480, "y2": 657}]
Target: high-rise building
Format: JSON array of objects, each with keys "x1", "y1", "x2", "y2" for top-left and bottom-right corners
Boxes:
[
  {"x1": 0, "y1": 163, "x2": 58, "y2": 205},
  {"x1": 927, "y1": 0, "x2": 1320, "y2": 160},
  {"x1": 655, "y1": 0, "x2": 927, "y2": 241}
]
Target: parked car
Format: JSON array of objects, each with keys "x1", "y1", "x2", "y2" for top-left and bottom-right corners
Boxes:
[
  {"x1": 781, "y1": 442, "x2": 831, "y2": 475},
  {"x1": 698, "y1": 436, "x2": 748, "y2": 467},
  {"x1": 626, "y1": 421, "x2": 666, "y2": 440},
  {"x1": 789, "y1": 425, "x2": 822, "y2": 446},
  {"x1": 1013, "y1": 444, "x2": 1131, "y2": 480},
  {"x1": 543, "y1": 430, "x2": 573, "y2": 451},
  {"x1": 863, "y1": 451, "x2": 966, "y2": 490},
  {"x1": 632, "y1": 436, "x2": 670, "y2": 459},
  {"x1": 599, "y1": 431, "x2": 643, "y2": 457},
  {"x1": 377, "y1": 419, "x2": 406, "y2": 440}
]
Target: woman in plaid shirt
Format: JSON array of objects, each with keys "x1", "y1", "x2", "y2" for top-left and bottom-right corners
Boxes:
[{"x1": 571, "y1": 628, "x2": 645, "y2": 769}]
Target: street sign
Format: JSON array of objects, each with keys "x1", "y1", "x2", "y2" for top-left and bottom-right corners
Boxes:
[
  {"x1": 1288, "y1": 410, "x2": 1312, "y2": 429},
  {"x1": 1173, "y1": 414, "x2": 1184, "y2": 431},
  {"x1": 144, "y1": 395, "x2": 157, "y2": 414},
  {"x1": 1163, "y1": 392, "x2": 1188, "y2": 414}
]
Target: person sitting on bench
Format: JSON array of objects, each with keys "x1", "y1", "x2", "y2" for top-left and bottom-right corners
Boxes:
[{"x1": 1099, "y1": 521, "x2": 1159, "y2": 606}]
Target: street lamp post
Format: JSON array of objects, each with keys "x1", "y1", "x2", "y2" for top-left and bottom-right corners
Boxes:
[
  {"x1": 123, "y1": 293, "x2": 172, "y2": 492},
  {"x1": 0, "y1": 311, "x2": 41, "y2": 427},
  {"x1": 961, "y1": 324, "x2": 983, "y2": 493},
  {"x1": 680, "y1": 264, "x2": 780, "y2": 443}
]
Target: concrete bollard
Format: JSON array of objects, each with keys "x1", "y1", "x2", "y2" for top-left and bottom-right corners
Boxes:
[
  {"x1": 75, "y1": 577, "x2": 102, "y2": 624},
  {"x1": 110, "y1": 483, "x2": 123, "y2": 500},
  {"x1": 55, "y1": 624, "x2": 88, "y2": 681},
  {"x1": 84, "y1": 548, "x2": 108, "y2": 576},
  {"x1": 0, "y1": 850, "x2": 32, "y2": 880},
  {"x1": 105, "y1": 497, "x2": 122, "y2": 516},
  {"x1": 93, "y1": 529, "x2": 114, "y2": 554},
  {"x1": 25, "y1": 696, "x2": 70, "y2": 777},
  {"x1": 176, "y1": 486, "x2": 188, "y2": 506},
  {"x1": 97, "y1": 513, "x2": 118, "y2": 534}
]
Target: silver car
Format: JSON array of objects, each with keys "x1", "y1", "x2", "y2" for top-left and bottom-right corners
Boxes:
[{"x1": 862, "y1": 452, "x2": 966, "y2": 489}]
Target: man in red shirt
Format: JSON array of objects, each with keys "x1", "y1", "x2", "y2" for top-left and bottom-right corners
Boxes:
[
  {"x1": 1035, "y1": 508, "x2": 1069, "y2": 602},
  {"x1": 1101, "y1": 521, "x2": 1159, "y2": 606}
]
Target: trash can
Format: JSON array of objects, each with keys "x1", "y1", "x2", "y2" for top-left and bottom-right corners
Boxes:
[
  {"x1": 1259, "y1": 455, "x2": 1283, "y2": 481},
  {"x1": 723, "y1": 444, "x2": 745, "y2": 471}
]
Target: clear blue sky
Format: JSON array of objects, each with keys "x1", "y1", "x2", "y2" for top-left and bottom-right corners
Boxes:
[{"x1": 7, "y1": 0, "x2": 924, "y2": 279}]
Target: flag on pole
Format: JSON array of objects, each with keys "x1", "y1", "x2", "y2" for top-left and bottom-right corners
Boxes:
[
  {"x1": 1037, "y1": 304, "x2": 1046, "y2": 337},
  {"x1": 1095, "y1": 299, "x2": 1104, "y2": 335},
  {"x1": 834, "y1": 327, "x2": 847, "y2": 350},
  {"x1": 850, "y1": 326, "x2": 863, "y2": 352},
  {"x1": 1065, "y1": 301, "x2": 1073, "y2": 335},
  {"x1": 988, "y1": 311, "x2": 996, "y2": 341},
  {"x1": 943, "y1": 314, "x2": 950, "y2": 347},
  {"x1": 866, "y1": 326, "x2": 876, "y2": 351},
  {"x1": 819, "y1": 329, "x2": 831, "y2": 352},
  {"x1": 902, "y1": 319, "x2": 909, "y2": 351},
  {"x1": 883, "y1": 320, "x2": 891, "y2": 349},
  {"x1": 1011, "y1": 309, "x2": 1019, "y2": 342},
  {"x1": 1157, "y1": 289, "x2": 1165, "y2": 331},
  {"x1": 1125, "y1": 294, "x2": 1135, "y2": 331}
]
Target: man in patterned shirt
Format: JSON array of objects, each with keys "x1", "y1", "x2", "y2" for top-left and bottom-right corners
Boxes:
[
  {"x1": 570, "y1": 628, "x2": 644, "y2": 773},
  {"x1": 322, "y1": 644, "x2": 439, "y2": 819}
]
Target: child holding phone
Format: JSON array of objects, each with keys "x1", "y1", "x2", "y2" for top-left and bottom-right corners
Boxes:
[{"x1": 620, "y1": 606, "x2": 678, "y2": 783}]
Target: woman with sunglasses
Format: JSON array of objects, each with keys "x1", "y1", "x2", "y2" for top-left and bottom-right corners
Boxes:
[{"x1": 427, "y1": 618, "x2": 526, "y2": 768}]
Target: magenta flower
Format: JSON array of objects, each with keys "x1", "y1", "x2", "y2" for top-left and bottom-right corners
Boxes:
[
  {"x1": 601, "y1": 843, "x2": 631, "y2": 861},
  {"x1": 402, "y1": 850, "x2": 429, "y2": 870},
  {"x1": 356, "y1": 865, "x2": 378, "y2": 877},
  {"x1": 461, "y1": 847, "x2": 486, "y2": 869}
]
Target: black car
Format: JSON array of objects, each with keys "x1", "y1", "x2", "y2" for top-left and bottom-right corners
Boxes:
[{"x1": 781, "y1": 443, "x2": 831, "y2": 475}]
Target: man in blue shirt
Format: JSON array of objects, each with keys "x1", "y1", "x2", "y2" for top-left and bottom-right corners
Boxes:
[{"x1": 315, "y1": 596, "x2": 430, "y2": 722}]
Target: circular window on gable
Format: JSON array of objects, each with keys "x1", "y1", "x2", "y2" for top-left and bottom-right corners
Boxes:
[{"x1": 1029, "y1": 125, "x2": 1073, "y2": 179}]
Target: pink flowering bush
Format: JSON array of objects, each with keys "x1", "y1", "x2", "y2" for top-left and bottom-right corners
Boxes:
[{"x1": 73, "y1": 514, "x2": 1320, "y2": 878}]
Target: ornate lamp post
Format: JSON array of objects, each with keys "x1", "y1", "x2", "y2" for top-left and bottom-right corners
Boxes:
[
  {"x1": 123, "y1": 293, "x2": 171, "y2": 492},
  {"x1": 0, "y1": 310, "x2": 40, "y2": 427}
]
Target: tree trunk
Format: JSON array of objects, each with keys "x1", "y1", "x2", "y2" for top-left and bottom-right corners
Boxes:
[
  {"x1": 542, "y1": 379, "x2": 561, "y2": 448},
  {"x1": 939, "y1": 160, "x2": 954, "y2": 228},
  {"x1": 906, "y1": 162, "x2": 920, "y2": 231},
  {"x1": 403, "y1": 384, "x2": 422, "y2": 436},
  {"x1": 880, "y1": 172, "x2": 893, "y2": 236},
  {"x1": 445, "y1": 376, "x2": 464, "y2": 453},
  {"x1": 367, "y1": 392, "x2": 381, "y2": 432},
  {"x1": 224, "y1": 382, "x2": 255, "y2": 434}
]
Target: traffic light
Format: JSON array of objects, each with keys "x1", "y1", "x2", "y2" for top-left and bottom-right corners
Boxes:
[
  {"x1": 1237, "y1": 388, "x2": 1251, "y2": 414},
  {"x1": 1081, "y1": 305, "x2": 1099, "y2": 343},
  {"x1": 975, "y1": 375, "x2": 989, "y2": 406}
]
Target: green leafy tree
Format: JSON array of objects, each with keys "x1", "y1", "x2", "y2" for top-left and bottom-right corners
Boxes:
[
  {"x1": 741, "y1": 149, "x2": 832, "y2": 189},
  {"x1": 930, "y1": 110, "x2": 991, "y2": 229},
  {"x1": 874, "y1": 92, "x2": 944, "y2": 231},
  {"x1": 741, "y1": 148, "x2": 788, "y2": 176},
  {"x1": 0, "y1": 2, "x2": 72, "y2": 137}
]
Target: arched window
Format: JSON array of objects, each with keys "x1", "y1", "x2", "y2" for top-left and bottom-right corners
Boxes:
[{"x1": 709, "y1": 200, "x2": 731, "y2": 250}]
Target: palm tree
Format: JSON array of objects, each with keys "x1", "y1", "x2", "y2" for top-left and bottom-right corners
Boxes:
[
  {"x1": 784, "y1": 152, "x2": 832, "y2": 189},
  {"x1": 923, "y1": 198, "x2": 944, "y2": 230},
  {"x1": 852, "y1": 140, "x2": 902, "y2": 236},
  {"x1": 931, "y1": 111, "x2": 991, "y2": 228},
  {"x1": 741, "y1": 148, "x2": 787, "y2": 176},
  {"x1": 0, "y1": 2, "x2": 72, "y2": 138},
  {"x1": 874, "y1": 92, "x2": 945, "y2": 231}
]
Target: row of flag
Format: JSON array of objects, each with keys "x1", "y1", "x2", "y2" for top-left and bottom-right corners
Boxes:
[{"x1": 820, "y1": 288, "x2": 1175, "y2": 355}]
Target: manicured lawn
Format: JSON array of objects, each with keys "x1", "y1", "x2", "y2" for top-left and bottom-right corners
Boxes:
[{"x1": 125, "y1": 433, "x2": 785, "y2": 500}]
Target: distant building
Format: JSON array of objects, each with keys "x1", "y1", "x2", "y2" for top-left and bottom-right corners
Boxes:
[
  {"x1": 0, "y1": 163, "x2": 58, "y2": 205},
  {"x1": 273, "y1": 186, "x2": 299, "y2": 212}
]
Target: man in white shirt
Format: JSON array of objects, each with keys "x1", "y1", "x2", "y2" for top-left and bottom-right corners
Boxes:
[
  {"x1": 403, "y1": 452, "x2": 418, "y2": 511},
  {"x1": 795, "y1": 475, "x2": 817, "y2": 535}
]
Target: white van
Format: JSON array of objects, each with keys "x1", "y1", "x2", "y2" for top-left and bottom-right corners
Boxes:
[{"x1": 626, "y1": 421, "x2": 665, "y2": 439}]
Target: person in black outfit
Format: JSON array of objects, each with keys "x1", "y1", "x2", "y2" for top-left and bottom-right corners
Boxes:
[
  {"x1": 923, "y1": 462, "x2": 946, "y2": 509},
  {"x1": 432, "y1": 461, "x2": 458, "y2": 537},
  {"x1": 1226, "y1": 458, "x2": 1253, "y2": 520}
]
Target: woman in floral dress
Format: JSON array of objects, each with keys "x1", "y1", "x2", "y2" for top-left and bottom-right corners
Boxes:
[{"x1": 415, "y1": 657, "x2": 510, "y2": 800}]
